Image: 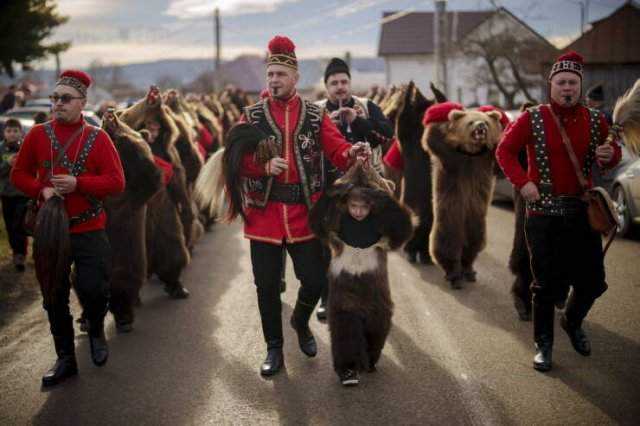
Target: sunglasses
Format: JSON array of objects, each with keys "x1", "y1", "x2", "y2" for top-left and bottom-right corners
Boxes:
[{"x1": 49, "y1": 94, "x2": 85, "y2": 104}]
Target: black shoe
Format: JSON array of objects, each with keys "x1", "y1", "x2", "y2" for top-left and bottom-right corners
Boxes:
[
  {"x1": 533, "y1": 341, "x2": 553, "y2": 372},
  {"x1": 13, "y1": 254, "x2": 26, "y2": 272},
  {"x1": 115, "y1": 321, "x2": 133, "y2": 334},
  {"x1": 532, "y1": 302, "x2": 555, "y2": 372},
  {"x1": 76, "y1": 317, "x2": 89, "y2": 333},
  {"x1": 260, "y1": 347, "x2": 284, "y2": 377},
  {"x1": 418, "y1": 252, "x2": 433, "y2": 265},
  {"x1": 290, "y1": 316, "x2": 317, "y2": 357},
  {"x1": 406, "y1": 251, "x2": 417, "y2": 264},
  {"x1": 166, "y1": 283, "x2": 190, "y2": 299},
  {"x1": 89, "y1": 329, "x2": 109, "y2": 366},
  {"x1": 462, "y1": 269, "x2": 477, "y2": 282},
  {"x1": 42, "y1": 356, "x2": 78, "y2": 387},
  {"x1": 449, "y1": 279, "x2": 463, "y2": 290},
  {"x1": 339, "y1": 369, "x2": 359, "y2": 386},
  {"x1": 560, "y1": 315, "x2": 591, "y2": 356},
  {"x1": 316, "y1": 301, "x2": 327, "y2": 321}
]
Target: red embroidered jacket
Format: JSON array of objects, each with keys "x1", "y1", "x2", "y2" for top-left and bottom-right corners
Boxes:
[
  {"x1": 11, "y1": 116, "x2": 125, "y2": 234},
  {"x1": 496, "y1": 101, "x2": 621, "y2": 195},
  {"x1": 239, "y1": 93, "x2": 353, "y2": 245}
]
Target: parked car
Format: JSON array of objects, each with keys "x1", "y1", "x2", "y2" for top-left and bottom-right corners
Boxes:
[
  {"x1": 3, "y1": 106, "x2": 101, "y2": 127},
  {"x1": 612, "y1": 153, "x2": 640, "y2": 236}
]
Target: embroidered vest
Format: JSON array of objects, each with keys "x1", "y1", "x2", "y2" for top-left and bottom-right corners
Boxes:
[
  {"x1": 528, "y1": 105, "x2": 600, "y2": 215},
  {"x1": 243, "y1": 98, "x2": 325, "y2": 209},
  {"x1": 44, "y1": 122, "x2": 104, "y2": 225}
]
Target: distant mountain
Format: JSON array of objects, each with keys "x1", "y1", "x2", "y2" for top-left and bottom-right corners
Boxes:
[
  {"x1": 1, "y1": 56, "x2": 384, "y2": 94},
  {"x1": 115, "y1": 59, "x2": 216, "y2": 89}
]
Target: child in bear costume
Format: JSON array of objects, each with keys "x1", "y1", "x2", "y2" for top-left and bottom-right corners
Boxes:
[{"x1": 309, "y1": 160, "x2": 413, "y2": 386}]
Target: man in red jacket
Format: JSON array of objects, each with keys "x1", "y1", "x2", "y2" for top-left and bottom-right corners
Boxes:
[
  {"x1": 238, "y1": 36, "x2": 369, "y2": 376},
  {"x1": 496, "y1": 52, "x2": 620, "y2": 372},
  {"x1": 11, "y1": 70, "x2": 125, "y2": 387}
]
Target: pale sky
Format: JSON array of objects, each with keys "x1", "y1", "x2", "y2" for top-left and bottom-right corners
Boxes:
[{"x1": 43, "y1": 0, "x2": 628, "y2": 68}]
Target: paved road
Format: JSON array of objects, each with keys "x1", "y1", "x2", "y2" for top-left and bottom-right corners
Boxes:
[{"x1": 1, "y1": 204, "x2": 639, "y2": 425}]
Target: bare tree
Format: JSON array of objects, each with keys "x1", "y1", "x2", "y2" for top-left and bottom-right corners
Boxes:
[{"x1": 457, "y1": 8, "x2": 556, "y2": 108}]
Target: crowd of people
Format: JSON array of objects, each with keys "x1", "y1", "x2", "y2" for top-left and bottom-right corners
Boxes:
[{"x1": 0, "y1": 36, "x2": 626, "y2": 389}]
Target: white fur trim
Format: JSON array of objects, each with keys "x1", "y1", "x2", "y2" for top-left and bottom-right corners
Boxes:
[{"x1": 329, "y1": 244, "x2": 380, "y2": 277}]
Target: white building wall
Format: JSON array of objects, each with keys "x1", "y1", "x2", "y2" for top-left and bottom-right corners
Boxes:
[
  {"x1": 381, "y1": 12, "x2": 546, "y2": 108},
  {"x1": 385, "y1": 54, "x2": 436, "y2": 94}
]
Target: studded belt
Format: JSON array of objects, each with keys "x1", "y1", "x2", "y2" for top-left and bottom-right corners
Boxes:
[
  {"x1": 269, "y1": 183, "x2": 303, "y2": 204},
  {"x1": 69, "y1": 197, "x2": 103, "y2": 226}
]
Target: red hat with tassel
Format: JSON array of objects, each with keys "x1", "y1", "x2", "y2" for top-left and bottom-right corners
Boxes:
[{"x1": 266, "y1": 35, "x2": 298, "y2": 70}]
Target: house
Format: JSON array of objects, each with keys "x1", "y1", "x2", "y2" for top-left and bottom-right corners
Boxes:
[
  {"x1": 378, "y1": 7, "x2": 557, "y2": 108},
  {"x1": 561, "y1": 1, "x2": 640, "y2": 102}
]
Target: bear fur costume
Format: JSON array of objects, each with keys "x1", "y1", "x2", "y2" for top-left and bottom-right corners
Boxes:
[
  {"x1": 394, "y1": 81, "x2": 436, "y2": 264},
  {"x1": 423, "y1": 109, "x2": 502, "y2": 289},
  {"x1": 309, "y1": 162, "x2": 413, "y2": 376},
  {"x1": 102, "y1": 112, "x2": 163, "y2": 326},
  {"x1": 164, "y1": 90, "x2": 205, "y2": 249},
  {"x1": 118, "y1": 92, "x2": 192, "y2": 293}
]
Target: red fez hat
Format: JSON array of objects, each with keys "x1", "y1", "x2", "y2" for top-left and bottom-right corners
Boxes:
[
  {"x1": 478, "y1": 105, "x2": 510, "y2": 129},
  {"x1": 57, "y1": 69, "x2": 92, "y2": 97},
  {"x1": 549, "y1": 51, "x2": 583, "y2": 81},
  {"x1": 422, "y1": 102, "x2": 464, "y2": 126},
  {"x1": 267, "y1": 35, "x2": 298, "y2": 70}
]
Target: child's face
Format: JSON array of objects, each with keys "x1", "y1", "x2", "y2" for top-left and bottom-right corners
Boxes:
[
  {"x1": 347, "y1": 196, "x2": 371, "y2": 221},
  {"x1": 3, "y1": 126, "x2": 22, "y2": 143},
  {"x1": 144, "y1": 119, "x2": 161, "y2": 143}
]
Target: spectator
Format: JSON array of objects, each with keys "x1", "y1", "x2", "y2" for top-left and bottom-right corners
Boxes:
[{"x1": 0, "y1": 118, "x2": 28, "y2": 271}]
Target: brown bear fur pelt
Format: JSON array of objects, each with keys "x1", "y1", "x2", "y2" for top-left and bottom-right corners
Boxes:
[
  {"x1": 164, "y1": 90, "x2": 204, "y2": 186},
  {"x1": 102, "y1": 114, "x2": 163, "y2": 324},
  {"x1": 118, "y1": 95, "x2": 192, "y2": 285},
  {"x1": 145, "y1": 187, "x2": 190, "y2": 287},
  {"x1": 309, "y1": 163, "x2": 413, "y2": 375},
  {"x1": 395, "y1": 81, "x2": 436, "y2": 264},
  {"x1": 423, "y1": 109, "x2": 502, "y2": 289},
  {"x1": 163, "y1": 91, "x2": 206, "y2": 248}
]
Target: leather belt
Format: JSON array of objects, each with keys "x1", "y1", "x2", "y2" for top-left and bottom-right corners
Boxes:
[
  {"x1": 270, "y1": 183, "x2": 303, "y2": 204},
  {"x1": 555, "y1": 196, "x2": 586, "y2": 216}
]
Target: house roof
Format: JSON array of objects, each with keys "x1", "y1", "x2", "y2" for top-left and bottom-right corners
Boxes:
[
  {"x1": 378, "y1": 10, "x2": 492, "y2": 56},
  {"x1": 563, "y1": 1, "x2": 640, "y2": 64}
]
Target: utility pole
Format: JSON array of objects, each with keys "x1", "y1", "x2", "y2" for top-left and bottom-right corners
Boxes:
[
  {"x1": 345, "y1": 51, "x2": 352, "y2": 69},
  {"x1": 433, "y1": 0, "x2": 448, "y2": 96},
  {"x1": 213, "y1": 7, "x2": 221, "y2": 92},
  {"x1": 577, "y1": 0, "x2": 590, "y2": 35}
]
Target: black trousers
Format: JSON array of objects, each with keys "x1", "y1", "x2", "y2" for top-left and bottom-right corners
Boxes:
[
  {"x1": 250, "y1": 238, "x2": 326, "y2": 344},
  {"x1": 525, "y1": 210, "x2": 607, "y2": 307},
  {"x1": 44, "y1": 230, "x2": 112, "y2": 342},
  {"x1": 1, "y1": 195, "x2": 29, "y2": 255}
]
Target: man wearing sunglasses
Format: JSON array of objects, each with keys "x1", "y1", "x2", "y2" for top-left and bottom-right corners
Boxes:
[{"x1": 11, "y1": 70, "x2": 125, "y2": 387}]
